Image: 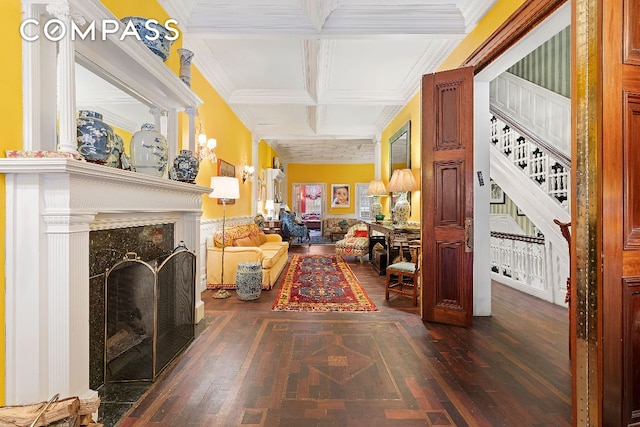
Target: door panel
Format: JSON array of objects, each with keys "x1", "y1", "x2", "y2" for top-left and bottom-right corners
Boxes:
[
  {"x1": 435, "y1": 161, "x2": 464, "y2": 227},
  {"x1": 602, "y1": 0, "x2": 640, "y2": 424},
  {"x1": 422, "y1": 67, "x2": 474, "y2": 327}
]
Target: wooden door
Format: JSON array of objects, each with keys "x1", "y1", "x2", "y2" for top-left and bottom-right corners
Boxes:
[
  {"x1": 421, "y1": 67, "x2": 474, "y2": 327},
  {"x1": 599, "y1": 0, "x2": 640, "y2": 424}
]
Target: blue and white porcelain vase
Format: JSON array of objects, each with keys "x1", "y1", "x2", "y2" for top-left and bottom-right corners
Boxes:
[
  {"x1": 177, "y1": 48, "x2": 194, "y2": 87},
  {"x1": 105, "y1": 133, "x2": 124, "y2": 168},
  {"x1": 171, "y1": 149, "x2": 199, "y2": 183},
  {"x1": 120, "y1": 17, "x2": 175, "y2": 62},
  {"x1": 76, "y1": 110, "x2": 115, "y2": 164},
  {"x1": 130, "y1": 123, "x2": 168, "y2": 177}
]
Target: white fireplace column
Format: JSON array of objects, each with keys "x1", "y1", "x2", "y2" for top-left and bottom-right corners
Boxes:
[
  {"x1": 178, "y1": 211, "x2": 206, "y2": 321},
  {"x1": 43, "y1": 213, "x2": 96, "y2": 402}
]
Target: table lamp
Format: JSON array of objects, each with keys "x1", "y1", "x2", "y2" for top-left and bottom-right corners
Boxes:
[
  {"x1": 387, "y1": 169, "x2": 418, "y2": 228},
  {"x1": 265, "y1": 199, "x2": 275, "y2": 220},
  {"x1": 366, "y1": 179, "x2": 388, "y2": 221}
]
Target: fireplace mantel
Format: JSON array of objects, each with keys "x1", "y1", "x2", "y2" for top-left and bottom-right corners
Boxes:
[{"x1": 0, "y1": 158, "x2": 210, "y2": 405}]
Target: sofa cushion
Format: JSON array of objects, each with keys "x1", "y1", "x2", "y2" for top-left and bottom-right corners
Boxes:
[
  {"x1": 257, "y1": 231, "x2": 267, "y2": 245},
  {"x1": 261, "y1": 246, "x2": 287, "y2": 269},
  {"x1": 249, "y1": 232, "x2": 262, "y2": 246},
  {"x1": 260, "y1": 241, "x2": 285, "y2": 250},
  {"x1": 235, "y1": 236, "x2": 254, "y2": 247},
  {"x1": 354, "y1": 229, "x2": 368, "y2": 237},
  {"x1": 214, "y1": 223, "x2": 261, "y2": 247}
]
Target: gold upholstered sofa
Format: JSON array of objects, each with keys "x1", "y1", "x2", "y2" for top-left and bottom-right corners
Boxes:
[{"x1": 206, "y1": 223, "x2": 289, "y2": 290}]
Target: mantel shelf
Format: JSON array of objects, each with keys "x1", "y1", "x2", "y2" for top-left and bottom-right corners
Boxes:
[{"x1": 0, "y1": 158, "x2": 211, "y2": 202}]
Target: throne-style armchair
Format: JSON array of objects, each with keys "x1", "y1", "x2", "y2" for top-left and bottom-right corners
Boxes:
[
  {"x1": 335, "y1": 222, "x2": 369, "y2": 263},
  {"x1": 280, "y1": 211, "x2": 310, "y2": 245}
]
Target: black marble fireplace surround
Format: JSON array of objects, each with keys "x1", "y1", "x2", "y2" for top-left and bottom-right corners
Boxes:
[{"x1": 89, "y1": 224, "x2": 176, "y2": 389}]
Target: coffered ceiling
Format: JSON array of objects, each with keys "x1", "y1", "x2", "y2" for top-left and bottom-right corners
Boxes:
[{"x1": 158, "y1": 0, "x2": 499, "y2": 164}]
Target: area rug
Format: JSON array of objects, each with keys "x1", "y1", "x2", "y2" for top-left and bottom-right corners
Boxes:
[
  {"x1": 272, "y1": 255, "x2": 378, "y2": 312},
  {"x1": 310, "y1": 235, "x2": 334, "y2": 245}
]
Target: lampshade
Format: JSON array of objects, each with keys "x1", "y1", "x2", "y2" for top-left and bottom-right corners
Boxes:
[
  {"x1": 264, "y1": 199, "x2": 275, "y2": 210},
  {"x1": 366, "y1": 180, "x2": 388, "y2": 196},
  {"x1": 387, "y1": 169, "x2": 419, "y2": 192},
  {"x1": 209, "y1": 176, "x2": 240, "y2": 199}
]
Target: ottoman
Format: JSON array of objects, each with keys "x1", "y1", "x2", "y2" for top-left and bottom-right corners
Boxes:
[{"x1": 236, "y1": 262, "x2": 262, "y2": 300}]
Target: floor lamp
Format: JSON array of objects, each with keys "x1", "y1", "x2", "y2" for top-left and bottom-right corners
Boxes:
[{"x1": 210, "y1": 176, "x2": 240, "y2": 299}]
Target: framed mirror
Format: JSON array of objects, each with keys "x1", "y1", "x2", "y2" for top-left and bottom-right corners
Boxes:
[
  {"x1": 389, "y1": 121, "x2": 411, "y2": 209},
  {"x1": 389, "y1": 121, "x2": 410, "y2": 177}
]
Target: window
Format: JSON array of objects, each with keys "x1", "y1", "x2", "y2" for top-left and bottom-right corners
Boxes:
[
  {"x1": 292, "y1": 183, "x2": 325, "y2": 216},
  {"x1": 355, "y1": 183, "x2": 372, "y2": 221}
]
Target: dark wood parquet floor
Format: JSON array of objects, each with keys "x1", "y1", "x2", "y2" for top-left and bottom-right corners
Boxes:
[{"x1": 115, "y1": 242, "x2": 571, "y2": 427}]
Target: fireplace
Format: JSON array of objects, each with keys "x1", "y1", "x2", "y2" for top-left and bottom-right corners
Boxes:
[
  {"x1": 88, "y1": 225, "x2": 197, "y2": 388},
  {"x1": 0, "y1": 159, "x2": 210, "y2": 405}
]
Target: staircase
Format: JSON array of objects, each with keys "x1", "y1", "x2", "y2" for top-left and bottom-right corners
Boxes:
[{"x1": 489, "y1": 72, "x2": 571, "y2": 306}]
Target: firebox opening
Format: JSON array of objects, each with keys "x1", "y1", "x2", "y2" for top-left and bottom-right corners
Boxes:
[{"x1": 105, "y1": 247, "x2": 196, "y2": 383}]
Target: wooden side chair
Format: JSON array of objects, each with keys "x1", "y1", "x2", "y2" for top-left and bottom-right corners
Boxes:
[{"x1": 385, "y1": 242, "x2": 420, "y2": 305}]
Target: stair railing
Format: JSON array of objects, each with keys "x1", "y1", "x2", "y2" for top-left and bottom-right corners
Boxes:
[
  {"x1": 490, "y1": 109, "x2": 571, "y2": 211},
  {"x1": 490, "y1": 231, "x2": 547, "y2": 293}
]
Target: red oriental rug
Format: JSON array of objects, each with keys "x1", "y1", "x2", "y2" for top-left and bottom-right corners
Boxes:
[{"x1": 272, "y1": 255, "x2": 378, "y2": 312}]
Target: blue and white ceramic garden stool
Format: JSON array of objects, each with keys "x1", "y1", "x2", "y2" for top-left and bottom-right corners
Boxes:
[{"x1": 236, "y1": 262, "x2": 262, "y2": 301}]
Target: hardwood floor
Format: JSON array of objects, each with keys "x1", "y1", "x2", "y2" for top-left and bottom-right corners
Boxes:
[{"x1": 114, "y1": 243, "x2": 570, "y2": 426}]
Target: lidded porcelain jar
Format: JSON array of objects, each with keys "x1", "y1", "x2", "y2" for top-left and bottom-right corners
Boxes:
[
  {"x1": 120, "y1": 17, "x2": 175, "y2": 62},
  {"x1": 105, "y1": 134, "x2": 124, "y2": 168},
  {"x1": 171, "y1": 149, "x2": 199, "y2": 183},
  {"x1": 76, "y1": 110, "x2": 115, "y2": 164},
  {"x1": 130, "y1": 123, "x2": 168, "y2": 177}
]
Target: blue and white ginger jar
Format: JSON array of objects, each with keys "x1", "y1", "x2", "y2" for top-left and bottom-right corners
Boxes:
[
  {"x1": 130, "y1": 123, "x2": 168, "y2": 177},
  {"x1": 120, "y1": 17, "x2": 174, "y2": 62},
  {"x1": 105, "y1": 133, "x2": 124, "y2": 168},
  {"x1": 76, "y1": 110, "x2": 115, "y2": 164},
  {"x1": 171, "y1": 149, "x2": 199, "y2": 183}
]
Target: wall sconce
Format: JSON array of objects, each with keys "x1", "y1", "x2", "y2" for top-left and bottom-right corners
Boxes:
[
  {"x1": 242, "y1": 165, "x2": 255, "y2": 183},
  {"x1": 197, "y1": 133, "x2": 217, "y2": 162}
]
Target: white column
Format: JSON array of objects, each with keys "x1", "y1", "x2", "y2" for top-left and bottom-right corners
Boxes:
[
  {"x1": 44, "y1": 214, "x2": 97, "y2": 401},
  {"x1": 166, "y1": 109, "x2": 177, "y2": 172},
  {"x1": 177, "y1": 212, "x2": 206, "y2": 322},
  {"x1": 373, "y1": 134, "x2": 381, "y2": 180},
  {"x1": 47, "y1": 2, "x2": 77, "y2": 153},
  {"x1": 473, "y1": 80, "x2": 491, "y2": 316},
  {"x1": 251, "y1": 135, "x2": 260, "y2": 214},
  {"x1": 4, "y1": 174, "x2": 45, "y2": 404},
  {"x1": 186, "y1": 107, "x2": 197, "y2": 153}
]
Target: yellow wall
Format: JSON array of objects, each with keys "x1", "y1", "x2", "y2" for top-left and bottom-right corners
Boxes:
[
  {"x1": 0, "y1": 0, "x2": 22, "y2": 407},
  {"x1": 286, "y1": 164, "x2": 374, "y2": 215},
  {"x1": 189, "y1": 65, "x2": 253, "y2": 218}
]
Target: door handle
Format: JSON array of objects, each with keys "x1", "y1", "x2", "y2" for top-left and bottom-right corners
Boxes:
[{"x1": 465, "y1": 218, "x2": 473, "y2": 252}]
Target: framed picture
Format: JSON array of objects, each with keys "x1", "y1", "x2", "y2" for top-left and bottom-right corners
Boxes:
[
  {"x1": 490, "y1": 180, "x2": 505, "y2": 204},
  {"x1": 331, "y1": 184, "x2": 350, "y2": 208},
  {"x1": 217, "y1": 159, "x2": 236, "y2": 205}
]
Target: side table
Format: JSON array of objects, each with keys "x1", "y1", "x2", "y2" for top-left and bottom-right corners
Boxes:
[
  {"x1": 263, "y1": 227, "x2": 281, "y2": 235},
  {"x1": 236, "y1": 262, "x2": 262, "y2": 301}
]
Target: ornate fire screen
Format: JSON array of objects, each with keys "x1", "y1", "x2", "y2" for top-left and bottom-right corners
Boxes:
[{"x1": 104, "y1": 243, "x2": 195, "y2": 383}]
